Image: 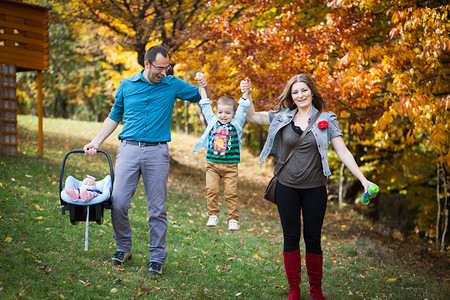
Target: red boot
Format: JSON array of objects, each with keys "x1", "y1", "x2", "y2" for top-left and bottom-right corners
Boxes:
[
  {"x1": 305, "y1": 252, "x2": 324, "y2": 300},
  {"x1": 283, "y1": 249, "x2": 301, "y2": 300}
]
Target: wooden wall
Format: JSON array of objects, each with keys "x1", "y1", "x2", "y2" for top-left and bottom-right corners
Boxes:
[
  {"x1": 0, "y1": 0, "x2": 49, "y2": 71},
  {"x1": 0, "y1": 1, "x2": 49, "y2": 155}
]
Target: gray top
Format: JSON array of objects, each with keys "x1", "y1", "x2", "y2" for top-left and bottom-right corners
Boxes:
[
  {"x1": 259, "y1": 106, "x2": 342, "y2": 176},
  {"x1": 275, "y1": 122, "x2": 327, "y2": 189}
]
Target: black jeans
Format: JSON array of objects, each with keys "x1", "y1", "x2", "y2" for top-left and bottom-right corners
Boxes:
[{"x1": 276, "y1": 182, "x2": 327, "y2": 254}]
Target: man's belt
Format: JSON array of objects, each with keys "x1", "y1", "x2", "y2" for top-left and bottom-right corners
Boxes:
[{"x1": 122, "y1": 140, "x2": 167, "y2": 146}]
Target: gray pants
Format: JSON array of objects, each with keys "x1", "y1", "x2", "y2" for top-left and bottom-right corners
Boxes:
[{"x1": 111, "y1": 141, "x2": 170, "y2": 264}]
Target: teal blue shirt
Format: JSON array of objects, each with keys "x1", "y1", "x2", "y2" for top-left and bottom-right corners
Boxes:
[{"x1": 109, "y1": 70, "x2": 201, "y2": 142}]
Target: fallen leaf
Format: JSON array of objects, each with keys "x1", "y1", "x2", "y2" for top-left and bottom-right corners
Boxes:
[
  {"x1": 253, "y1": 254, "x2": 263, "y2": 260},
  {"x1": 5, "y1": 237, "x2": 12, "y2": 242},
  {"x1": 387, "y1": 278, "x2": 397, "y2": 282},
  {"x1": 38, "y1": 265, "x2": 52, "y2": 274}
]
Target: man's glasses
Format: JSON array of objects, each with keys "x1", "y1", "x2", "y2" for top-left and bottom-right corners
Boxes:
[{"x1": 149, "y1": 62, "x2": 171, "y2": 72}]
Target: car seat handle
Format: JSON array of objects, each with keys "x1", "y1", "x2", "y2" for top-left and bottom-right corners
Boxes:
[{"x1": 59, "y1": 149, "x2": 114, "y2": 195}]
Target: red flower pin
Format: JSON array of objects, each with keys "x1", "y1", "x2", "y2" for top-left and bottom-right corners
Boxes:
[{"x1": 317, "y1": 121, "x2": 328, "y2": 129}]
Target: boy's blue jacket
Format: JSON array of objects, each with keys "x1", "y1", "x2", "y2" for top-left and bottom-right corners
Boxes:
[{"x1": 193, "y1": 97, "x2": 251, "y2": 152}]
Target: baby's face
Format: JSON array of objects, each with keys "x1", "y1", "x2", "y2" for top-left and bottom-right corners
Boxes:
[
  {"x1": 82, "y1": 178, "x2": 96, "y2": 187},
  {"x1": 217, "y1": 103, "x2": 235, "y2": 124}
]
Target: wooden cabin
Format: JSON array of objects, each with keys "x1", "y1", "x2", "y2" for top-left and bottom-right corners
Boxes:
[{"x1": 0, "y1": 0, "x2": 49, "y2": 155}]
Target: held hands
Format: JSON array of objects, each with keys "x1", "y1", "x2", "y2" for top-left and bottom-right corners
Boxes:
[
  {"x1": 240, "y1": 78, "x2": 252, "y2": 95},
  {"x1": 196, "y1": 72, "x2": 208, "y2": 99},
  {"x1": 196, "y1": 72, "x2": 208, "y2": 88}
]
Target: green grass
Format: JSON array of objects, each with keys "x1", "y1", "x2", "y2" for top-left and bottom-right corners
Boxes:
[{"x1": 0, "y1": 115, "x2": 448, "y2": 299}]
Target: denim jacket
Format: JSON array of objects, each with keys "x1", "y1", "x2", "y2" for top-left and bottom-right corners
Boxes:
[
  {"x1": 258, "y1": 106, "x2": 342, "y2": 176},
  {"x1": 193, "y1": 97, "x2": 251, "y2": 152}
]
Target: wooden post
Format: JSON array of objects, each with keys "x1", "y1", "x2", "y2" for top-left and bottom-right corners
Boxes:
[{"x1": 37, "y1": 70, "x2": 43, "y2": 156}]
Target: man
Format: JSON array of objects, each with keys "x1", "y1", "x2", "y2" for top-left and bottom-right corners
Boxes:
[{"x1": 83, "y1": 45, "x2": 210, "y2": 275}]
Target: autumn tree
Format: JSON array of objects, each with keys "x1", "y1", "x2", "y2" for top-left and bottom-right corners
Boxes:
[
  {"x1": 18, "y1": 0, "x2": 448, "y2": 247},
  {"x1": 373, "y1": 0, "x2": 449, "y2": 251},
  {"x1": 17, "y1": 0, "x2": 135, "y2": 121},
  {"x1": 55, "y1": 0, "x2": 211, "y2": 67},
  {"x1": 181, "y1": 0, "x2": 449, "y2": 247}
]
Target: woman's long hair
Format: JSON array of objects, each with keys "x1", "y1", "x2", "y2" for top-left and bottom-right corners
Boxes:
[{"x1": 274, "y1": 74, "x2": 326, "y2": 112}]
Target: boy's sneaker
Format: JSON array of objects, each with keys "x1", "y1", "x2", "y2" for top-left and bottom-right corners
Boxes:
[
  {"x1": 228, "y1": 219, "x2": 239, "y2": 231},
  {"x1": 111, "y1": 251, "x2": 132, "y2": 266},
  {"x1": 148, "y1": 262, "x2": 163, "y2": 275},
  {"x1": 206, "y1": 215, "x2": 219, "y2": 227}
]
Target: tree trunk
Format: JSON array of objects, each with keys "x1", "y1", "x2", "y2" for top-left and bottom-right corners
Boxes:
[
  {"x1": 338, "y1": 122, "x2": 350, "y2": 209},
  {"x1": 136, "y1": 44, "x2": 146, "y2": 68},
  {"x1": 175, "y1": 100, "x2": 180, "y2": 133},
  {"x1": 53, "y1": 90, "x2": 68, "y2": 118},
  {"x1": 338, "y1": 163, "x2": 345, "y2": 209},
  {"x1": 184, "y1": 100, "x2": 189, "y2": 135},
  {"x1": 259, "y1": 127, "x2": 265, "y2": 151},
  {"x1": 440, "y1": 165, "x2": 448, "y2": 253},
  {"x1": 94, "y1": 76, "x2": 98, "y2": 122},
  {"x1": 436, "y1": 161, "x2": 441, "y2": 250},
  {"x1": 95, "y1": 95, "x2": 99, "y2": 122},
  {"x1": 53, "y1": 93, "x2": 58, "y2": 118}
]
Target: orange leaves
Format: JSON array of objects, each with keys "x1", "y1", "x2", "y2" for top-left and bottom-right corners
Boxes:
[
  {"x1": 405, "y1": 129, "x2": 415, "y2": 145},
  {"x1": 178, "y1": 0, "x2": 449, "y2": 165},
  {"x1": 389, "y1": 23, "x2": 402, "y2": 39},
  {"x1": 350, "y1": 123, "x2": 363, "y2": 135}
]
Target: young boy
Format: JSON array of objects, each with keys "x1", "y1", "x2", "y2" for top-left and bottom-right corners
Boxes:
[{"x1": 194, "y1": 73, "x2": 251, "y2": 231}]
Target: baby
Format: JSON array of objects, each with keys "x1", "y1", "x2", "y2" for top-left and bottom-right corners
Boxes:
[{"x1": 65, "y1": 175, "x2": 102, "y2": 202}]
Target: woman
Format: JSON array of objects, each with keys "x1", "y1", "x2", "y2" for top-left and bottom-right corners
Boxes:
[{"x1": 241, "y1": 75, "x2": 375, "y2": 300}]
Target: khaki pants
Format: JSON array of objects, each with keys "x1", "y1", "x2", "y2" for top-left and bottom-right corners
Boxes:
[{"x1": 205, "y1": 161, "x2": 239, "y2": 221}]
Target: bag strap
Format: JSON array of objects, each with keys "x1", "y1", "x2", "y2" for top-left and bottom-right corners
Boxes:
[{"x1": 274, "y1": 110, "x2": 321, "y2": 178}]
